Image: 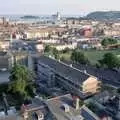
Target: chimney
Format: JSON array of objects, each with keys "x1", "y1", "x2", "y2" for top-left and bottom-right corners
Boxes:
[
  {"x1": 73, "y1": 96, "x2": 80, "y2": 110},
  {"x1": 75, "y1": 98, "x2": 80, "y2": 110}
]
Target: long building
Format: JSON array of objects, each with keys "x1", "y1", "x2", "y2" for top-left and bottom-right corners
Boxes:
[{"x1": 37, "y1": 56, "x2": 101, "y2": 99}]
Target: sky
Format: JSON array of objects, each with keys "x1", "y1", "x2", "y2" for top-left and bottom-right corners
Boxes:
[{"x1": 0, "y1": 0, "x2": 119, "y2": 15}]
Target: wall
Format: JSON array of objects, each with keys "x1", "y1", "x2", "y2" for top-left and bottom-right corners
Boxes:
[{"x1": 82, "y1": 76, "x2": 100, "y2": 94}]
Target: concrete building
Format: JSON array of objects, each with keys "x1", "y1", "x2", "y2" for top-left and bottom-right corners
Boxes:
[
  {"x1": 38, "y1": 39, "x2": 60, "y2": 44},
  {"x1": 0, "y1": 40, "x2": 10, "y2": 51},
  {"x1": 104, "y1": 29, "x2": 120, "y2": 36},
  {"x1": 20, "y1": 97, "x2": 55, "y2": 120},
  {"x1": 25, "y1": 27, "x2": 66, "y2": 39},
  {"x1": 21, "y1": 94, "x2": 102, "y2": 120},
  {"x1": 26, "y1": 29, "x2": 49, "y2": 39},
  {"x1": 51, "y1": 42, "x2": 77, "y2": 51},
  {"x1": 46, "y1": 94, "x2": 101, "y2": 120},
  {"x1": 52, "y1": 12, "x2": 61, "y2": 22},
  {"x1": 21, "y1": 99, "x2": 45, "y2": 120},
  {"x1": 0, "y1": 52, "x2": 11, "y2": 71},
  {"x1": 37, "y1": 56, "x2": 101, "y2": 99}
]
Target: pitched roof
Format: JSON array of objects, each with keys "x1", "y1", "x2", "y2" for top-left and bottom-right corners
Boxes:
[
  {"x1": 0, "y1": 52, "x2": 9, "y2": 69},
  {"x1": 46, "y1": 94, "x2": 82, "y2": 120},
  {"x1": 38, "y1": 56, "x2": 93, "y2": 85}
]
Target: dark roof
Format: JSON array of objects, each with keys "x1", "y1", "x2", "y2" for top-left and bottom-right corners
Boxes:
[
  {"x1": 0, "y1": 52, "x2": 7, "y2": 56},
  {"x1": 81, "y1": 106, "x2": 100, "y2": 120},
  {"x1": 0, "y1": 54, "x2": 9, "y2": 69},
  {"x1": 0, "y1": 71, "x2": 10, "y2": 83},
  {"x1": 38, "y1": 56, "x2": 91, "y2": 85}
]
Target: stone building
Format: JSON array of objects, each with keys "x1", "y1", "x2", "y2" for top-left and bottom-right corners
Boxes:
[{"x1": 37, "y1": 56, "x2": 101, "y2": 99}]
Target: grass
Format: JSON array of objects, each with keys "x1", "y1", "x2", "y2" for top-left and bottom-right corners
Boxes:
[
  {"x1": 60, "y1": 51, "x2": 72, "y2": 60},
  {"x1": 59, "y1": 49, "x2": 120, "y2": 65}
]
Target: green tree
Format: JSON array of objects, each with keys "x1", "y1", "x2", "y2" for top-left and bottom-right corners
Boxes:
[
  {"x1": 101, "y1": 38, "x2": 117, "y2": 47},
  {"x1": 44, "y1": 45, "x2": 51, "y2": 53},
  {"x1": 62, "y1": 48, "x2": 70, "y2": 54},
  {"x1": 52, "y1": 48, "x2": 60, "y2": 59},
  {"x1": 0, "y1": 84, "x2": 8, "y2": 96},
  {"x1": 71, "y1": 50, "x2": 89, "y2": 64},
  {"x1": 9, "y1": 64, "x2": 35, "y2": 99},
  {"x1": 99, "y1": 53, "x2": 120, "y2": 68}
]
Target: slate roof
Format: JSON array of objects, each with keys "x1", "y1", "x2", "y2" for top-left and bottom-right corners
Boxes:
[
  {"x1": 38, "y1": 56, "x2": 93, "y2": 85},
  {"x1": 46, "y1": 94, "x2": 82, "y2": 120},
  {"x1": 81, "y1": 106, "x2": 100, "y2": 120},
  {"x1": 0, "y1": 52, "x2": 9, "y2": 69},
  {"x1": 46, "y1": 94, "x2": 100, "y2": 120}
]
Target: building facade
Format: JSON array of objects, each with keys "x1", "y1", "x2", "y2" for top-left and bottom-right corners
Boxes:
[{"x1": 37, "y1": 56, "x2": 101, "y2": 99}]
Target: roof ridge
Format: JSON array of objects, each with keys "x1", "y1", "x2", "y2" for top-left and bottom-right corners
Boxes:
[{"x1": 47, "y1": 56, "x2": 96, "y2": 78}]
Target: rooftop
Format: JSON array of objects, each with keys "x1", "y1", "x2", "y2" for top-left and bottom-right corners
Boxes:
[
  {"x1": 46, "y1": 94, "x2": 82, "y2": 120},
  {"x1": 38, "y1": 56, "x2": 95, "y2": 85},
  {"x1": 0, "y1": 52, "x2": 9, "y2": 70},
  {"x1": 23, "y1": 97, "x2": 45, "y2": 112},
  {"x1": 46, "y1": 94, "x2": 100, "y2": 120},
  {"x1": 0, "y1": 51, "x2": 7, "y2": 56}
]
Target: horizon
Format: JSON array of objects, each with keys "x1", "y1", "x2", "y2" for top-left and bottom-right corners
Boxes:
[{"x1": 0, "y1": 10, "x2": 120, "y2": 17}]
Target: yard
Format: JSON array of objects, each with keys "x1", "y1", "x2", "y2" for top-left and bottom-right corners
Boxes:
[{"x1": 60, "y1": 49, "x2": 120, "y2": 65}]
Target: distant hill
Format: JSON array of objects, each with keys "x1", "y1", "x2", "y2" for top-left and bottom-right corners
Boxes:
[
  {"x1": 21, "y1": 15, "x2": 39, "y2": 19},
  {"x1": 86, "y1": 11, "x2": 120, "y2": 20}
]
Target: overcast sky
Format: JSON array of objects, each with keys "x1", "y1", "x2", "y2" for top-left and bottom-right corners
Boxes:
[{"x1": 0, "y1": 0, "x2": 119, "y2": 15}]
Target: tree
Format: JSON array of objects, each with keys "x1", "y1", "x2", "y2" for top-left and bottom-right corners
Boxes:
[
  {"x1": 101, "y1": 38, "x2": 117, "y2": 47},
  {"x1": 71, "y1": 50, "x2": 89, "y2": 64},
  {"x1": 62, "y1": 48, "x2": 70, "y2": 54},
  {"x1": 44, "y1": 45, "x2": 51, "y2": 53},
  {"x1": 0, "y1": 84, "x2": 8, "y2": 96},
  {"x1": 99, "y1": 53, "x2": 120, "y2": 69},
  {"x1": 52, "y1": 48, "x2": 60, "y2": 59},
  {"x1": 9, "y1": 64, "x2": 35, "y2": 99}
]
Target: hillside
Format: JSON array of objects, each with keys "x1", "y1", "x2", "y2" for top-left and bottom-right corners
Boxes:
[{"x1": 86, "y1": 11, "x2": 120, "y2": 20}]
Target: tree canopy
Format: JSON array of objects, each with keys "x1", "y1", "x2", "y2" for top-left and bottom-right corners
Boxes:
[
  {"x1": 71, "y1": 50, "x2": 89, "y2": 64},
  {"x1": 52, "y1": 48, "x2": 60, "y2": 59},
  {"x1": 44, "y1": 45, "x2": 51, "y2": 53},
  {"x1": 9, "y1": 64, "x2": 35, "y2": 99},
  {"x1": 101, "y1": 38, "x2": 118, "y2": 46},
  {"x1": 99, "y1": 53, "x2": 120, "y2": 68},
  {"x1": 44, "y1": 45, "x2": 60, "y2": 59}
]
